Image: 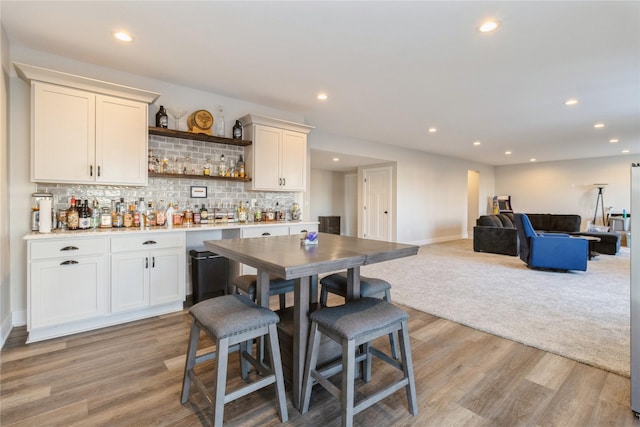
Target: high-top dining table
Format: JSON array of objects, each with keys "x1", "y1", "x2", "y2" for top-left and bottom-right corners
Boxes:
[{"x1": 204, "y1": 232, "x2": 419, "y2": 410}]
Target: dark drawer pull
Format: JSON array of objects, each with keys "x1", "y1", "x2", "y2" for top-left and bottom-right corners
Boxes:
[
  {"x1": 60, "y1": 260, "x2": 79, "y2": 265},
  {"x1": 60, "y1": 246, "x2": 79, "y2": 251},
  {"x1": 300, "y1": 229, "x2": 307, "y2": 233},
  {"x1": 262, "y1": 232, "x2": 271, "y2": 236},
  {"x1": 143, "y1": 240, "x2": 157, "y2": 245}
]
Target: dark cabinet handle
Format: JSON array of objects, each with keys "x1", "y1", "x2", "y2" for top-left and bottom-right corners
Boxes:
[
  {"x1": 145, "y1": 257, "x2": 148, "y2": 269},
  {"x1": 143, "y1": 240, "x2": 157, "y2": 245},
  {"x1": 97, "y1": 166, "x2": 101, "y2": 177},
  {"x1": 262, "y1": 232, "x2": 271, "y2": 236},
  {"x1": 60, "y1": 260, "x2": 79, "y2": 265},
  {"x1": 300, "y1": 229, "x2": 307, "y2": 233},
  {"x1": 152, "y1": 256, "x2": 155, "y2": 268},
  {"x1": 90, "y1": 165, "x2": 93, "y2": 177},
  {"x1": 60, "y1": 246, "x2": 79, "y2": 251}
]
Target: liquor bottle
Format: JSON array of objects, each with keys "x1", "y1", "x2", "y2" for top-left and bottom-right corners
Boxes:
[
  {"x1": 133, "y1": 198, "x2": 142, "y2": 228},
  {"x1": 218, "y1": 154, "x2": 226, "y2": 176},
  {"x1": 233, "y1": 120, "x2": 243, "y2": 139},
  {"x1": 200, "y1": 203, "x2": 209, "y2": 225},
  {"x1": 193, "y1": 204, "x2": 201, "y2": 225},
  {"x1": 112, "y1": 200, "x2": 123, "y2": 228},
  {"x1": 166, "y1": 202, "x2": 175, "y2": 228},
  {"x1": 155, "y1": 105, "x2": 168, "y2": 128},
  {"x1": 67, "y1": 196, "x2": 79, "y2": 230},
  {"x1": 91, "y1": 200, "x2": 101, "y2": 229},
  {"x1": 254, "y1": 202, "x2": 262, "y2": 223},
  {"x1": 124, "y1": 202, "x2": 134, "y2": 228},
  {"x1": 203, "y1": 157, "x2": 212, "y2": 176},
  {"x1": 156, "y1": 200, "x2": 166, "y2": 226},
  {"x1": 183, "y1": 203, "x2": 193, "y2": 225},
  {"x1": 79, "y1": 199, "x2": 90, "y2": 229},
  {"x1": 237, "y1": 155, "x2": 245, "y2": 178},
  {"x1": 238, "y1": 201, "x2": 247, "y2": 223},
  {"x1": 247, "y1": 200, "x2": 254, "y2": 223},
  {"x1": 214, "y1": 106, "x2": 225, "y2": 137},
  {"x1": 146, "y1": 201, "x2": 157, "y2": 227}
]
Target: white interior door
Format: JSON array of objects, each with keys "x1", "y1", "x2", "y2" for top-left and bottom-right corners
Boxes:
[{"x1": 362, "y1": 166, "x2": 393, "y2": 241}]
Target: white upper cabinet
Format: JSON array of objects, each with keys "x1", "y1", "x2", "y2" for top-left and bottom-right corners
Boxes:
[
  {"x1": 240, "y1": 114, "x2": 313, "y2": 192},
  {"x1": 15, "y1": 63, "x2": 159, "y2": 186}
]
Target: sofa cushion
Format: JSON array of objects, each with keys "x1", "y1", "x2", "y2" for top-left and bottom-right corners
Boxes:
[
  {"x1": 525, "y1": 213, "x2": 581, "y2": 233},
  {"x1": 477, "y1": 215, "x2": 502, "y2": 227}
]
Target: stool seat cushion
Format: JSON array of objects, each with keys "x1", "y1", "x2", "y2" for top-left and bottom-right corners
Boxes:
[
  {"x1": 310, "y1": 298, "x2": 408, "y2": 340},
  {"x1": 190, "y1": 294, "x2": 279, "y2": 339},
  {"x1": 233, "y1": 274, "x2": 295, "y2": 295},
  {"x1": 320, "y1": 273, "x2": 391, "y2": 297}
]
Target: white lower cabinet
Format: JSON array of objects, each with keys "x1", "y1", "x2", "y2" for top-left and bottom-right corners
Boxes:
[
  {"x1": 110, "y1": 233, "x2": 185, "y2": 313},
  {"x1": 26, "y1": 232, "x2": 185, "y2": 342},
  {"x1": 27, "y1": 237, "x2": 108, "y2": 332}
]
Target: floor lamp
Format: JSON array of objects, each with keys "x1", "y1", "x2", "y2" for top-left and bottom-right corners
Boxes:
[{"x1": 593, "y1": 184, "x2": 607, "y2": 226}]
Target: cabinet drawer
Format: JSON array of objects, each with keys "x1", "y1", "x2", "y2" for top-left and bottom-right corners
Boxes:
[
  {"x1": 110, "y1": 233, "x2": 185, "y2": 252},
  {"x1": 241, "y1": 225, "x2": 290, "y2": 239},
  {"x1": 30, "y1": 237, "x2": 106, "y2": 260}
]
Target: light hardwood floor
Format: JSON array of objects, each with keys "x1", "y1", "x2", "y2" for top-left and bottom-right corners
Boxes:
[{"x1": 2, "y1": 295, "x2": 639, "y2": 426}]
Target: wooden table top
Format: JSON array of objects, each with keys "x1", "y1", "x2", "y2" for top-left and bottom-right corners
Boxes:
[{"x1": 204, "y1": 232, "x2": 419, "y2": 278}]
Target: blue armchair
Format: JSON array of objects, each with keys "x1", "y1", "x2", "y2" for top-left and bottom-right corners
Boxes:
[{"x1": 513, "y1": 213, "x2": 588, "y2": 271}]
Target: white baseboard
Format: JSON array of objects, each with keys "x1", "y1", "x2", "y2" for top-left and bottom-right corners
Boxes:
[{"x1": 405, "y1": 234, "x2": 468, "y2": 246}]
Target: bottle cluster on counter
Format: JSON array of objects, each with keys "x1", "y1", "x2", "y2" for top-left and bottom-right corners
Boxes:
[{"x1": 52, "y1": 196, "x2": 302, "y2": 231}]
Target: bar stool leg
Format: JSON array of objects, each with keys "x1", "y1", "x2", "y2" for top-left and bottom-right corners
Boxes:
[
  {"x1": 399, "y1": 320, "x2": 418, "y2": 415},
  {"x1": 181, "y1": 319, "x2": 200, "y2": 404},
  {"x1": 213, "y1": 336, "x2": 230, "y2": 427},
  {"x1": 301, "y1": 322, "x2": 322, "y2": 414},
  {"x1": 383, "y1": 289, "x2": 400, "y2": 359},
  {"x1": 342, "y1": 339, "x2": 356, "y2": 427},
  {"x1": 267, "y1": 323, "x2": 289, "y2": 422}
]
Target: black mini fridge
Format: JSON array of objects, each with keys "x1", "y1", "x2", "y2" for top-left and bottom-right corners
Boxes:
[{"x1": 189, "y1": 249, "x2": 229, "y2": 304}]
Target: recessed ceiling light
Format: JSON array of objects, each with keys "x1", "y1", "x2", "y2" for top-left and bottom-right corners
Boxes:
[
  {"x1": 473, "y1": 141, "x2": 481, "y2": 146},
  {"x1": 594, "y1": 123, "x2": 605, "y2": 128},
  {"x1": 609, "y1": 138, "x2": 619, "y2": 144},
  {"x1": 530, "y1": 158, "x2": 537, "y2": 162},
  {"x1": 114, "y1": 31, "x2": 133, "y2": 42},
  {"x1": 622, "y1": 150, "x2": 630, "y2": 154},
  {"x1": 479, "y1": 20, "x2": 499, "y2": 32},
  {"x1": 317, "y1": 93, "x2": 328, "y2": 101},
  {"x1": 505, "y1": 151, "x2": 512, "y2": 155},
  {"x1": 332, "y1": 157, "x2": 340, "y2": 162},
  {"x1": 564, "y1": 98, "x2": 578, "y2": 106},
  {"x1": 428, "y1": 127, "x2": 437, "y2": 133}
]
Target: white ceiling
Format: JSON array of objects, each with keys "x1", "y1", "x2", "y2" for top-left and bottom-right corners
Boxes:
[{"x1": 2, "y1": 1, "x2": 639, "y2": 171}]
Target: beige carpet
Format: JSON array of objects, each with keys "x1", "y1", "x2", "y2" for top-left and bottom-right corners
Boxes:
[{"x1": 360, "y1": 239, "x2": 631, "y2": 377}]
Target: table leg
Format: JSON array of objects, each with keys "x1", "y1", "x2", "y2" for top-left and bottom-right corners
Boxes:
[
  {"x1": 346, "y1": 267, "x2": 361, "y2": 301},
  {"x1": 256, "y1": 270, "x2": 270, "y2": 364},
  {"x1": 293, "y1": 275, "x2": 310, "y2": 410}
]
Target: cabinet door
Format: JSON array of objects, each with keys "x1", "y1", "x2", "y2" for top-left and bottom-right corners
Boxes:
[
  {"x1": 32, "y1": 83, "x2": 96, "y2": 183},
  {"x1": 95, "y1": 95, "x2": 148, "y2": 185},
  {"x1": 30, "y1": 255, "x2": 106, "y2": 329},
  {"x1": 149, "y1": 248, "x2": 184, "y2": 306},
  {"x1": 252, "y1": 125, "x2": 282, "y2": 190},
  {"x1": 111, "y1": 252, "x2": 150, "y2": 313},
  {"x1": 281, "y1": 130, "x2": 307, "y2": 191}
]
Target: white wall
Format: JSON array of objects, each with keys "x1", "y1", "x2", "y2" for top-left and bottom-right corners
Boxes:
[
  {"x1": 496, "y1": 156, "x2": 638, "y2": 230},
  {"x1": 309, "y1": 168, "x2": 347, "y2": 233},
  {"x1": 0, "y1": 23, "x2": 11, "y2": 346}
]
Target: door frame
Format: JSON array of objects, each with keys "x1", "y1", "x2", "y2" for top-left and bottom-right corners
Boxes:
[{"x1": 359, "y1": 164, "x2": 396, "y2": 241}]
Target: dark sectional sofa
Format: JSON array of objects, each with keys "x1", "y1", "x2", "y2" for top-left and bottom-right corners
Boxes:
[{"x1": 473, "y1": 213, "x2": 620, "y2": 256}]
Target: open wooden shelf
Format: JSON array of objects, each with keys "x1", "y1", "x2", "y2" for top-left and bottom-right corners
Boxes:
[
  {"x1": 148, "y1": 126, "x2": 252, "y2": 147},
  {"x1": 148, "y1": 172, "x2": 251, "y2": 183}
]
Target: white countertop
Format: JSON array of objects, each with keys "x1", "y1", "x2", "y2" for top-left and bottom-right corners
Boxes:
[{"x1": 24, "y1": 220, "x2": 319, "y2": 240}]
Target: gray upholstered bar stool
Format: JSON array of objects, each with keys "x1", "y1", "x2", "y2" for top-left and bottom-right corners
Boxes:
[
  {"x1": 301, "y1": 297, "x2": 418, "y2": 427},
  {"x1": 233, "y1": 274, "x2": 295, "y2": 310},
  {"x1": 181, "y1": 294, "x2": 288, "y2": 427},
  {"x1": 320, "y1": 272, "x2": 399, "y2": 358}
]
